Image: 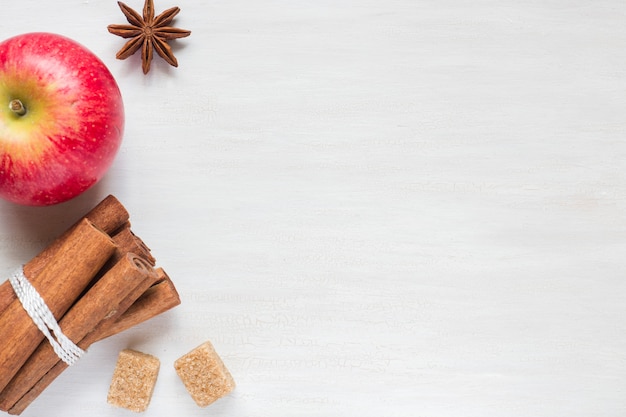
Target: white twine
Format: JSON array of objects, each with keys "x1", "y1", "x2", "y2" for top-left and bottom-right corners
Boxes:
[{"x1": 8, "y1": 267, "x2": 84, "y2": 366}]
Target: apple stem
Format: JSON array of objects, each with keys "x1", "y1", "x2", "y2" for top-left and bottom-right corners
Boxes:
[{"x1": 9, "y1": 99, "x2": 27, "y2": 116}]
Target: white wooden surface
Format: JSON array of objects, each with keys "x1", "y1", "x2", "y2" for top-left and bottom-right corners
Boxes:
[{"x1": 1, "y1": 1, "x2": 626, "y2": 416}]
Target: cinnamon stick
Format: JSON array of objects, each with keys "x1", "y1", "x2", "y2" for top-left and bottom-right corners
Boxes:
[
  {"x1": 0, "y1": 196, "x2": 181, "y2": 414},
  {"x1": 80, "y1": 224, "x2": 156, "y2": 299},
  {"x1": 7, "y1": 268, "x2": 179, "y2": 415},
  {"x1": 26, "y1": 195, "x2": 129, "y2": 275},
  {"x1": 0, "y1": 253, "x2": 157, "y2": 412},
  {"x1": 95, "y1": 268, "x2": 181, "y2": 341},
  {"x1": 0, "y1": 219, "x2": 116, "y2": 393},
  {"x1": 109, "y1": 224, "x2": 155, "y2": 267},
  {"x1": 0, "y1": 195, "x2": 129, "y2": 316}
]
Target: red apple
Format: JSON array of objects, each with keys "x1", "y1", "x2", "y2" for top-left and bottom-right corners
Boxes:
[{"x1": 0, "y1": 32, "x2": 124, "y2": 206}]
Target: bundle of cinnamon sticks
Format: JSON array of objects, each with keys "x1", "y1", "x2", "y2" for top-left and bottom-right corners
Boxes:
[{"x1": 0, "y1": 195, "x2": 180, "y2": 415}]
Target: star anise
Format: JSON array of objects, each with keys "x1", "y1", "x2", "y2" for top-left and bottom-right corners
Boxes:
[{"x1": 107, "y1": 0, "x2": 191, "y2": 74}]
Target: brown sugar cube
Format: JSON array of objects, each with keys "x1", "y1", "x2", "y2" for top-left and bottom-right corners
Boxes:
[
  {"x1": 174, "y1": 341, "x2": 235, "y2": 407},
  {"x1": 107, "y1": 349, "x2": 160, "y2": 412}
]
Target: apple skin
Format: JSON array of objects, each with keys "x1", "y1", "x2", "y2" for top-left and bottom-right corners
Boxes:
[{"x1": 0, "y1": 32, "x2": 124, "y2": 206}]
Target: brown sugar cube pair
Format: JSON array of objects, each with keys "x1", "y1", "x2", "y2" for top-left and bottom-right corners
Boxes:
[{"x1": 107, "y1": 341, "x2": 235, "y2": 412}]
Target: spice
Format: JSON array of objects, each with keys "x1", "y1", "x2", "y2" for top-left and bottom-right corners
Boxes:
[
  {"x1": 6, "y1": 265, "x2": 175, "y2": 415},
  {"x1": 108, "y1": 0, "x2": 191, "y2": 74},
  {"x1": 0, "y1": 219, "x2": 117, "y2": 393},
  {"x1": 0, "y1": 254, "x2": 158, "y2": 411},
  {"x1": 0, "y1": 195, "x2": 129, "y2": 318},
  {"x1": 0, "y1": 195, "x2": 180, "y2": 414},
  {"x1": 95, "y1": 268, "x2": 180, "y2": 341}
]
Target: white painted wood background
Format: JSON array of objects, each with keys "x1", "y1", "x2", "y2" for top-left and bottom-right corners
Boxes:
[{"x1": 1, "y1": 1, "x2": 625, "y2": 416}]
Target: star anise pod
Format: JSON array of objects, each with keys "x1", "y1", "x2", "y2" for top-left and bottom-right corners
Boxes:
[{"x1": 108, "y1": 0, "x2": 191, "y2": 74}]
